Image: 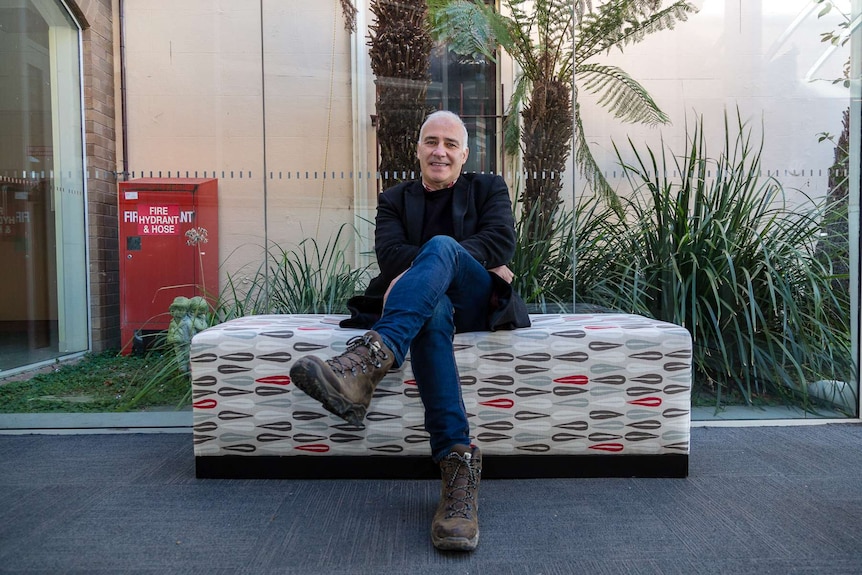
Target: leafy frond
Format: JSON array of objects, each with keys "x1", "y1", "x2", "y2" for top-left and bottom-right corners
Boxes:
[
  {"x1": 338, "y1": 0, "x2": 358, "y2": 32},
  {"x1": 503, "y1": 74, "x2": 531, "y2": 157},
  {"x1": 535, "y1": 0, "x2": 576, "y2": 71},
  {"x1": 578, "y1": 63, "x2": 669, "y2": 125},
  {"x1": 574, "y1": 108, "x2": 619, "y2": 209},
  {"x1": 429, "y1": 0, "x2": 502, "y2": 60},
  {"x1": 577, "y1": 1, "x2": 697, "y2": 62},
  {"x1": 498, "y1": 1, "x2": 544, "y2": 78}
]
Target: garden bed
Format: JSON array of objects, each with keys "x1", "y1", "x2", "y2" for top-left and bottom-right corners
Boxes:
[{"x1": 0, "y1": 350, "x2": 189, "y2": 413}]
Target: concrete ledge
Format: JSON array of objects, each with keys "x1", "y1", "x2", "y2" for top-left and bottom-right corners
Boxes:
[{"x1": 0, "y1": 411, "x2": 192, "y2": 434}]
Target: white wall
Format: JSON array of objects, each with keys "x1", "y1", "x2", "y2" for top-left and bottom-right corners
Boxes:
[
  {"x1": 573, "y1": 0, "x2": 851, "y2": 206},
  {"x1": 122, "y1": 0, "x2": 357, "y2": 283}
]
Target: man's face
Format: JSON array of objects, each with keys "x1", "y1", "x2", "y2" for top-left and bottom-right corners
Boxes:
[{"x1": 416, "y1": 116, "x2": 469, "y2": 190}]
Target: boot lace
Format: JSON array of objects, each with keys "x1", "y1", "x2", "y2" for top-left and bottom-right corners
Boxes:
[
  {"x1": 441, "y1": 452, "x2": 480, "y2": 520},
  {"x1": 326, "y1": 334, "x2": 390, "y2": 376}
]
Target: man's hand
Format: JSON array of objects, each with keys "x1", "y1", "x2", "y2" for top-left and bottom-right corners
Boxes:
[{"x1": 489, "y1": 265, "x2": 514, "y2": 284}]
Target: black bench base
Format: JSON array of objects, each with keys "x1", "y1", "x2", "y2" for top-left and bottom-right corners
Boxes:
[{"x1": 196, "y1": 454, "x2": 689, "y2": 480}]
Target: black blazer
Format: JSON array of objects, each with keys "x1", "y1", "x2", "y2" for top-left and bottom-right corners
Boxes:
[{"x1": 341, "y1": 173, "x2": 530, "y2": 331}]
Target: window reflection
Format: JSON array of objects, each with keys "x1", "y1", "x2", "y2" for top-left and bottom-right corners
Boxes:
[{"x1": 0, "y1": 1, "x2": 87, "y2": 373}]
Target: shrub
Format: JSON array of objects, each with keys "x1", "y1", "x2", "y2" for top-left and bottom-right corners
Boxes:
[{"x1": 575, "y1": 111, "x2": 854, "y2": 410}]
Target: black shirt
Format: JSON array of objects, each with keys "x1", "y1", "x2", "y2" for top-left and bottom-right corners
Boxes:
[{"x1": 421, "y1": 188, "x2": 455, "y2": 244}]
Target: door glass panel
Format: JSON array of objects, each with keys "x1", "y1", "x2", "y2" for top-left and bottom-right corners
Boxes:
[{"x1": 0, "y1": 0, "x2": 87, "y2": 374}]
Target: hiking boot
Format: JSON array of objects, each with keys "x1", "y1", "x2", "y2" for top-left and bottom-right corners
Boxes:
[
  {"x1": 289, "y1": 330, "x2": 394, "y2": 426},
  {"x1": 431, "y1": 445, "x2": 482, "y2": 551}
]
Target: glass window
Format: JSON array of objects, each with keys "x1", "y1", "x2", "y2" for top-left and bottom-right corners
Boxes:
[
  {"x1": 0, "y1": 0, "x2": 88, "y2": 374},
  {"x1": 427, "y1": 45, "x2": 498, "y2": 174},
  {"x1": 3, "y1": 0, "x2": 859, "y2": 424},
  {"x1": 573, "y1": 0, "x2": 858, "y2": 420}
]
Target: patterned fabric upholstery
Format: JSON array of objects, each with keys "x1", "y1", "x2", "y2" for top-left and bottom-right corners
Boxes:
[{"x1": 191, "y1": 314, "x2": 692, "y2": 458}]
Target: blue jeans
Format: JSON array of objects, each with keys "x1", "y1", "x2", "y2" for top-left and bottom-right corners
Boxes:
[{"x1": 372, "y1": 236, "x2": 493, "y2": 462}]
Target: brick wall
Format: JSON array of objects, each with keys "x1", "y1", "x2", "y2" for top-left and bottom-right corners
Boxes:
[{"x1": 71, "y1": 0, "x2": 121, "y2": 351}]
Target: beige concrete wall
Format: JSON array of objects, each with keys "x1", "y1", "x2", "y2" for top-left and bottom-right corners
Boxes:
[
  {"x1": 121, "y1": 0, "x2": 853, "y2": 280},
  {"x1": 122, "y1": 0, "x2": 359, "y2": 287}
]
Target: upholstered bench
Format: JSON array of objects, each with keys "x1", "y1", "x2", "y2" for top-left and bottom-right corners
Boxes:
[{"x1": 191, "y1": 313, "x2": 692, "y2": 479}]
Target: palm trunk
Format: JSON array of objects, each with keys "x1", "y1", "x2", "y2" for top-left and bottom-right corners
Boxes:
[
  {"x1": 520, "y1": 77, "x2": 573, "y2": 241},
  {"x1": 368, "y1": 0, "x2": 433, "y2": 191}
]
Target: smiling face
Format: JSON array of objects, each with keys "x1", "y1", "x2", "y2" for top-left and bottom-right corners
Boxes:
[{"x1": 416, "y1": 113, "x2": 469, "y2": 190}]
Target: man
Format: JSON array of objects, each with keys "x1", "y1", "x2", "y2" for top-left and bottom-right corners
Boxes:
[{"x1": 290, "y1": 110, "x2": 529, "y2": 551}]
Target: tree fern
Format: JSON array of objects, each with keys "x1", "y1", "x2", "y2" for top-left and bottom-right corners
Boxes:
[{"x1": 429, "y1": 0, "x2": 698, "y2": 212}]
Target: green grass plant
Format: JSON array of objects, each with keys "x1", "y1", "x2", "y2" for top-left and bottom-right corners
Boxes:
[
  {"x1": 575, "y1": 111, "x2": 855, "y2": 412},
  {"x1": 511, "y1": 194, "x2": 576, "y2": 311},
  {"x1": 512, "y1": 190, "x2": 633, "y2": 313},
  {"x1": 215, "y1": 223, "x2": 372, "y2": 321}
]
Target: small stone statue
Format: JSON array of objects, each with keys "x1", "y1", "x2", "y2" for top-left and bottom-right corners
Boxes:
[
  {"x1": 166, "y1": 296, "x2": 193, "y2": 373},
  {"x1": 189, "y1": 296, "x2": 210, "y2": 334}
]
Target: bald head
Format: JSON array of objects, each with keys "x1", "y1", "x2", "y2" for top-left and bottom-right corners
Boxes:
[
  {"x1": 419, "y1": 111, "x2": 469, "y2": 151},
  {"x1": 416, "y1": 110, "x2": 470, "y2": 190}
]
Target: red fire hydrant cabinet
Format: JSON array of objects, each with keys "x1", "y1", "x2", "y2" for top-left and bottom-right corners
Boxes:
[{"x1": 118, "y1": 178, "x2": 218, "y2": 352}]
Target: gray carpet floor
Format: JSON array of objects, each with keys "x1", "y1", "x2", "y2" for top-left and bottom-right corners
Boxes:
[{"x1": 1, "y1": 424, "x2": 861, "y2": 574}]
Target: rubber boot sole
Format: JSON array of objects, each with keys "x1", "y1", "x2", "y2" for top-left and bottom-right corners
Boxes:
[
  {"x1": 432, "y1": 531, "x2": 479, "y2": 551},
  {"x1": 289, "y1": 357, "x2": 368, "y2": 426}
]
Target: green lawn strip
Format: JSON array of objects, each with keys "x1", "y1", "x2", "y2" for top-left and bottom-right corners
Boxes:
[{"x1": 0, "y1": 350, "x2": 188, "y2": 413}]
